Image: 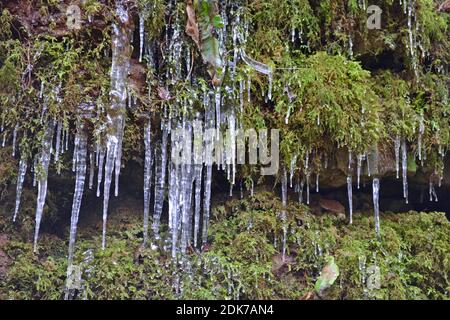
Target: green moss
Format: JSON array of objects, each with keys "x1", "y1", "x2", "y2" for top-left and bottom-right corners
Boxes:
[{"x1": 1, "y1": 191, "x2": 448, "y2": 300}]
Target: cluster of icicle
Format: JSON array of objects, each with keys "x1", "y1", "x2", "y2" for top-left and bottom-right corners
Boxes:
[
  {"x1": 401, "y1": 0, "x2": 429, "y2": 79},
  {"x1": 0, "y1": 0, "x2": 273, "y2": 296},
  {"x1": 1, "y1": 0, "x2": 447, "y2": 299},
  {"x1": 283, "y1": 131, "x2": 445, "y2": 239}
]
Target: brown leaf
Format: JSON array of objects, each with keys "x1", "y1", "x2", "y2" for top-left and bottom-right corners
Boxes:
[
  {"x1": 185, "y1": 0, "x2": 200, "y2": 49},
  {"x1": 299, "y1": 292, "x2": 314, "y2": 300}
]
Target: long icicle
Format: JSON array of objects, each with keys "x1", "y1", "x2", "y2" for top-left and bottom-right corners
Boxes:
[
  {"x1": 102, "y1": 1, "x2": 131, "y2": 249},
  {"x1": 65, "y1": 122, "x2": 88, "y2": 299},
  {"x1": 152, "y1": 124, "x2": 168, "y2": 240},
  {"x1": 143, "y1": 119, "x2": 152, "y2": 246},
  {"x1": 33, "y1": 121, "x2": 54, "y2": 252},
  {"x1": 347, "y1": 176, "x2": 353, "y2": 224},
  {"x1": 281, "y1": 167, "x2": 288, "y2": 261},
  {"x1": 401, "y1": 138, "x2": 408, "y2": 204},
  {"x1": 193, "y1": 165, "x2": 202, "y2": 248},
  {"x1": 13, "y1": 157, "x2": 27, "y2": 222},
  {"x1": 372, "y1": 177, "x2": 380, "y2": 236}
]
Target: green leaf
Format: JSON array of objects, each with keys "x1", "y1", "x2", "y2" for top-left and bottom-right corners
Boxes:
[
  {"x1": 201, "y1": 37, "x2": 221, "y2": 69},
  {"x1": 315, "y1": 256, "x2": 339, "y2": 293},
  {"x1": 212, "y1": 15, "x2": 224, "y2": 28}
]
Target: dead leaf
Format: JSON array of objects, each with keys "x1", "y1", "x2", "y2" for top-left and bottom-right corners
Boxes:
[
  {"x1": 299, "y1": 292, "x2": 314, "y2": 300},
  {"x1": 185, "y1": 0, "x2": 200, "y2": 49}
]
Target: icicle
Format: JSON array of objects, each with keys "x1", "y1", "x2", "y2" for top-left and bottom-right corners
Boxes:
[
  {"x1": 401, "y1": 139, "x2": 408, "y2": 204},
  {"x1": 240, "y1": 49, "x2": 274, "y2": 99},
  {"x1": 65, "y1": 127, "x2": 69, "y2": 151},
  {"x1": 239, "y1": 78, "x2": 244, "y2": 114},
  {"x1": 139, "y1": 13, "x2": 145, "y2": 63},
  {"x1": 61, "y1": 128, "x2": 66, "y2": 155},
  {"x1": 101, "y1": 1, "x2": 131, "y2": 249},
  {"x1": 298, "y1": 177, "x2": 304, "y2": 204},
  {"x1": 72, "y1": 132, "x2": 80, "y2": 172},
  {"x1": 202, "y1": 164, "x2": 212, "y2": 246},
  {"x1": 193, "y1": 165, "x2": 202, "y2": 248},
  {"x1": 284, "y1": 85, "x2": 295, "y2": 125},
  {"x1": 39, "y1": 81, "x2": 44, "y2": 99},
  {"x1": 316, "y1": 173, "x2": 319, "y2": 193},
  {"x1": 88, "y1": 152, "x2": 95, "y2": 189},
  {"x1": 96, "y1": 147, "x2": 105, "y2": 197},
  {"x1": 407, "y1": 0, "x2": 418, "y2": 78},
  {"x1": 202, "y1": 91, "x2": 215, "y2": 247},
  {"x1": 102, "y1": 139, "x2": 116, "y2": 250},
  {"x1": 241, "y1": 49, "x2": 273, "y2": 75},
  {"x1": 54, "y1": 122, "x2": 62, "y2": 173},
  {"x1": 180, "y1": 128, "x2": 194, "y2": 255},
  {"x1": 418, "y1": 115, "x2": 424, "y2": 163},
  {"x1": 32, "y1": 157, "x2": 37, "y2": 187},
  {"x1": 13, "y1": 157, "x2": 27, "y2": 222},
  {"x1": 215, "y1": 88, "x2": 221, "y2": 135},
  {"x1": 168, "y1": 160, "x2": 179, "y2": 257},
  {"x1": 305, "y1": 152, "x2": 309, "y2": 171},
  {"x1": 372, "y1": 178, "x2": 380, "y2": 235},
  {"x1": 394, "y1": 134, "x2": 400, "y2": 179},
  {"x1": 152, "y1": 125, "x2": 168, "y2": 239},
  {"x1": 33, "y1": 122, "x2": 54, "y2": 252},
  {"x1": 268, "y1": 72, "x2": 273, "y2": 101},
  {"x1": 247, "y1": 75, "x2": 251, "y2": 103},
  {"x1": 348, "y1": 151, "x2": 353, "y2": 171},
  {"x1": 306, "y1": 173, "x2": 310, "y2": 205},
  {"x1": 348, "y1": 34, "x2": 353, "y2": 59},
  {"x1": 11, "y1": 125, "x2": 18, "y2": 157},
  {"x1": 231, "y1": 17, "x2": 239, "y2": 79},
  {"x1": 289, "y1": 155, "x2": 297, "y2": 188},
  {"x1": 143, "y1": 120, "x2": 152, "y2": 246},
  {"x1": 280, "y1": 167, "x2": 288, "y2": 261},
  {"x1": 347, "y1": 176, "x2": 353, "y2": 224},
  {"x1": 114, "y1": 116, "x2": 125, "y2": 197},
  {"x1": 429, "y1": 181, "x2": 438, "y2": 202},
  {"x1": 357, "y1": 154, "x2": 363, "y2": 189},
  {"x1": 65, "y1": 124, "x2": 88, "y2": 298},
  {"x1": 180, "y1": 164, "x2": 192, "y2": 254}
]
